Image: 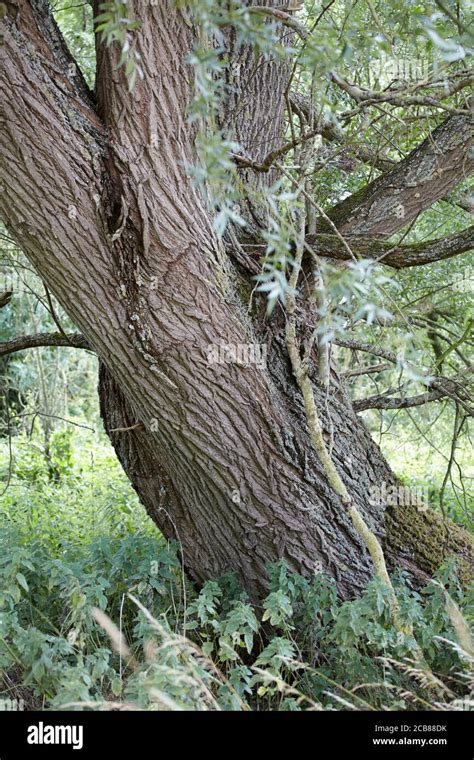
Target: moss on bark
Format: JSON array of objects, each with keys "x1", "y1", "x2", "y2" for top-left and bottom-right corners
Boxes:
[{"x1": 385, "y1": 501, "x2": 474, "y2": 589}]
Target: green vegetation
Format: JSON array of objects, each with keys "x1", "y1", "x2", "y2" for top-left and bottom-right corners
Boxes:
[
  {"x1": 1, "y1": 0, "x2": 472, "y2": 714},
  {"x1": 0, "y1": 435, "x2": 472, "y2": 711}
]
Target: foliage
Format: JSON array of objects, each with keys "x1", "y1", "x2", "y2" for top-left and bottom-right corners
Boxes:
[
  {"x1": 53, "y1": 3, "x2": 96, "y2": 86},
  {"x1": 0, "y1": 441, "x2": 472, "y2": 711}
]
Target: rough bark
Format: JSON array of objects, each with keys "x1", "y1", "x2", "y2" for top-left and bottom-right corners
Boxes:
[
  {"x1": 1, "y1": 2, "x2": 472, "y2": 600},
  {"x1": 326, "y1": 112, "x2": 474, "y2": 237},
  {"x1": 220, "y1": 0, "x2": 292, "y2": 229}
]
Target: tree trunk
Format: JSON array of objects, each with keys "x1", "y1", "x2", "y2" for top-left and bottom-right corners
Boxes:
[{"x1": 0, "y1": 2, "x2": 472, "y2": 600}]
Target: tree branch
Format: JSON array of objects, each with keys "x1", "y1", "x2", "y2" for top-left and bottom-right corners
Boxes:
[
  {"x1": 240, "y1": 223, "x2": 474, "y2": 270},
  {"x1": 0, "y1": 332, "x2": 91, "y2": 358},
  {"x1": 0, "y1": 291, "x2": 13, "y2": 309},
  {"x1": 334, "y1": 338, "x2": 397, "y2": 364},
  {"x1": 330, "y1": 70, "x2": 473, "y2": 111},
  {"x1": 308, "y1": 224, "x2": 474, "y2": 268},
  {"x1": 232, "y1": 127, "x2": 322, "y2": 172},
  {"x1": 289, "y1": 91, "x2": 396, "y2": 172},
  {"x1": 354, "y1": 373, "x2": 473, "y2": 413},
  {"x1": 342, "y1": 362, "x2": 392, "y2": 378},
  {"x1": 326, "y1": 112, "x2": 474, "y2": 237},
  {"x1": 249, "y1": 6, "x2": 309, "y2": 41},
  {"x1": 353, "y1": 387, "x2": 451, "y2": 412},
  {"x1": 237, "y1": 107, "x2": 473, "y2": 267}
]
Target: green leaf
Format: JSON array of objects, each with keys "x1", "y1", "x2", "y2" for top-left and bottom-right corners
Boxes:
[{"x1": 16, "y1": 572, "x2": 29, "y2": 592}]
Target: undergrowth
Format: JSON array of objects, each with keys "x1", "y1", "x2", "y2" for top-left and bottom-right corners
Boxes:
[{"x1": 0, "y1": 435, "x2": 472, "y2": 711}]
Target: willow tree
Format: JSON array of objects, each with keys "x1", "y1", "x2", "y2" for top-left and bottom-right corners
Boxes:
[{"x1": 1, "y1": 0, "x2": 473, "y2": 600}]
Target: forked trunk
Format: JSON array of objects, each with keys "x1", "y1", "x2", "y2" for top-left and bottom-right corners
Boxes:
[{"x1": 0, "y1": 2, "x2": 472, "y2": 600}]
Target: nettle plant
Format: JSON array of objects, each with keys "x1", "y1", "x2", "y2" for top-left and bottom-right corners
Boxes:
[{"x1": 0, "y1": 515, "x2": 472, "y2": 711}]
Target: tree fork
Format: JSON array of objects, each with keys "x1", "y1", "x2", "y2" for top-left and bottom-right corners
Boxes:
[{"x1": 0, "y1": 2, "x2": 472, "y2": 602}]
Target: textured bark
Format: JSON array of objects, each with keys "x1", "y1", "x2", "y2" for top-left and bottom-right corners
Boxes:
[
  {"x1": 220, "y1": 0, "x2": 292, "y2": 228},
  {"x1": 1, "y1": 2, "x2": 472, "y2": 600},
  {"x1": 327, "y1": 112, "x2": 474, "y2": 237}
]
